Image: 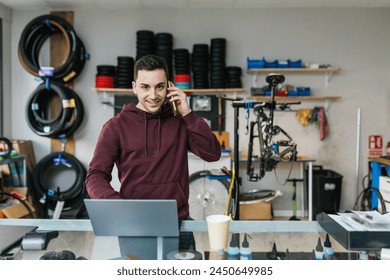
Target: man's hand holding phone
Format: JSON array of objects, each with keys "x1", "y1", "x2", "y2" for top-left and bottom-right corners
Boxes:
[{"x1": 167, "y1": 81, "x2": 191, "y2": 117}]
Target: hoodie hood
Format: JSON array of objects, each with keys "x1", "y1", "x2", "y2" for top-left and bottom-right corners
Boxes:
[
  {"x1": 121, "y1": 102, "x2": 174, "y2": 155},
  {"x1": 121, "y1": 101, "x2": 174, "y2": 119}
]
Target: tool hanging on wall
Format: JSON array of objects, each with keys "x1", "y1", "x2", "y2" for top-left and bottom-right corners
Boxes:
[
  {"x1": 218, "y1": 96, "x2": 222, "y2": 134},
  {"x1": 287, "y1": 178, "x2": 304, "y2": 221}
]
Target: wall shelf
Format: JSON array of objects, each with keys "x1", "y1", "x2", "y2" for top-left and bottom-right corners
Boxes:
[
  {"x1": 247, "y1": 67, "x2": 341, "y2": 74},
  {"x1": 247, "y1": 67, "x2": 341, "y2": 87},
  {"x1": 247, "y1": 96, "x2": 341, "y2": 102},
  {"x1": 94, "y1": 87, "x2": 246, "y2": 96}
]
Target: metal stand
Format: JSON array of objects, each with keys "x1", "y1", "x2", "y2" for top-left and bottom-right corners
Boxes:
[{"x1": 232, "y1": 100, "x2": 268, "y2": 220}]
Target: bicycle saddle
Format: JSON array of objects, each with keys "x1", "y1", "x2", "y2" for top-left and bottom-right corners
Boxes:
[{"x1": 266, "y1": 73, "x2": 285, "y2": 86}]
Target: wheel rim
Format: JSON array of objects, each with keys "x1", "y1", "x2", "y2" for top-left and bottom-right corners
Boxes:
[{"x1": 189, "y1": 176, "x2": 229, "y2": 220}]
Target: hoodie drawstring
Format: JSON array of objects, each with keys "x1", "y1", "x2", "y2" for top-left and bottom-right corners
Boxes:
[
  {"x1": 156, "y1": 116, "x2": 161, "y2": 155},
  {"x1": 143, "y1": 112, "x2": 162, "y2": 156},
  {"x1": 144, "y1": 112, "x2": 148, "y2": 155}
]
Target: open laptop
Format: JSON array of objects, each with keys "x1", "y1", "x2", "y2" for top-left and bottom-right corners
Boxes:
[
  {"x1": 0, "y1": 225, "x2": 37, "y2": 256},
  {"x1": 84, "y1": 199, "x2": 180, "y2": 237},
  {"x1": 84, "y1": 199, "x2": 180, "y2": 259}
]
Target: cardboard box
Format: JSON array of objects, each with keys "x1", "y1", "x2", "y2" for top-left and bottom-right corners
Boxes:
[
  {"x1": 239, "y1": 201, "x2": 273, "y2": 220},
  {"x1": 0, "y1": 201, "x2": 35, "y2": 218},
  {"x1": 11, "y1": 140, "x2": 36, "y2": 173},
  {"x1": 0, "y1": 188, "x2": 35, "y2": 219}
]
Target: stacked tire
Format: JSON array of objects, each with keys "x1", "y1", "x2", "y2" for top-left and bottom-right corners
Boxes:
[
  {"x1": 95, "y1": 65, "x2": 116, "y2": 88},
  {"x1": 226, "y1": 66, "x2": 243, "y2": 88},
  {"x1": 136, "y1": 30, "x2": 154, "y2": 61},
  {"x1": 155, "y1": 33, "x2": 174, "y2": 81},
  {"x1": 18, "y1": 14, "x2": 88, "y2": 219},
  {"x1": 210, "y1": 38, "x2": 227, "y2": 89},
  {"x1": 191, "y1": 44, "x2": 209, "y2": 89},
  {"x1": 115, "y1": 56, "x2": 134, "y2": 88},
  {"x1": 173, "y1": 48, "x2": 191, "y2": 89}
]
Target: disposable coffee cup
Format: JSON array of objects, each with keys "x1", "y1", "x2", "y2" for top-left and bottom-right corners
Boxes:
[{"x1": 206, "y1": 214, "x2": 231, "y2": 253}]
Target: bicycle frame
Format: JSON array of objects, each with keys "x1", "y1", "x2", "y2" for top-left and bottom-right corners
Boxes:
[{"x1": 247, "y1": 74, "x2": 298, "y2": 181}]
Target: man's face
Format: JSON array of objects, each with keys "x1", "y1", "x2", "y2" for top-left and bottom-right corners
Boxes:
[{"x1": 132, "y1": 69, "x2": 167, "y2": 114}]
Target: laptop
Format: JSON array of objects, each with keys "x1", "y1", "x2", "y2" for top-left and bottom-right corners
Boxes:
[
  {"x1": 84, "y1": 199, "x2": 180, "y2": 237},
  {"x1": 0, "y1": 225, "x2": 37, "y2": 255}
]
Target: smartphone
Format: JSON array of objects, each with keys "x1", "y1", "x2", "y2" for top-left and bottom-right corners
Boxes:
[{"x1": 168, "y1": 81, "x2": 177, "y2": 116}]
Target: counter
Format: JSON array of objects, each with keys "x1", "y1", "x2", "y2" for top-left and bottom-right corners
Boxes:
[{"x1": 0, "y1": 219, "x2": 355, "y2": 260}]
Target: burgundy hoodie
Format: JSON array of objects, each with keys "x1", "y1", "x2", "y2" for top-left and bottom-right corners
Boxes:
[{"x1": 85, "y1": 102, "x2": 221, "y2": 219}]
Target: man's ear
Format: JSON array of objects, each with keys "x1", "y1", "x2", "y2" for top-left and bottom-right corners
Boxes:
[{"x1": 132, "y1": 81, "x2": 136, "y2": 94}]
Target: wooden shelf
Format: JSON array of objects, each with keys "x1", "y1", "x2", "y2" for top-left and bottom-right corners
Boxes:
[
  {"x1": 247, "y1": 67, "x2": 341, "y2": 87},
  {"x1": 94, "y1": 88, "x2": 135, "y2": 96},
  {"x1": 94, "y1": 87, "x2": 246, "y2": 96},
  {"x1": 184, "y1": 88, "x2": 245, "y2": 94},
  {"x1": 247, "y1": 96, "x2": 341, "y2": 102},
  {"x1": 247, "y1": 67, "x2": 341, "y2": 74}
]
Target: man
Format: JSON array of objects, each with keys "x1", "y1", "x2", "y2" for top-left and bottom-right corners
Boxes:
[{"x1": 85, "y1": 55, "x2": 221, "y2": 257}]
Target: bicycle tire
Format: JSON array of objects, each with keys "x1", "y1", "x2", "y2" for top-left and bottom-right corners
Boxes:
[{"x1": 188, "y1": 170, "x2": 230, "y2": 220}]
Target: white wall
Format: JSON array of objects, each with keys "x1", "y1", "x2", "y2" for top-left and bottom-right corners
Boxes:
[
  {"x1": 0, "y1": 4, "x2": 12, "y2": 137},
  {"x1": 7, "y1": 7, "x2": 390, "y2": 214}
]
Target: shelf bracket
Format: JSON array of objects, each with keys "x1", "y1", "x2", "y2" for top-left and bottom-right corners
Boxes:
[
  {"x1": 325, "y1": 71, "x2": 334, "y2": 88},
  {"x1": 101, "y1": 91, "x2": 110, "y2": 109},
  {"x1": 324, "y1": 98, "x2": 331, "y2": 112},
  {"x1": 252, "y1": 72, "x2": 259, "y2": 88}
]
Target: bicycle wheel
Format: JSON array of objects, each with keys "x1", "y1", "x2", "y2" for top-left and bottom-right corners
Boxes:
[
  {"x1": 188, "y1": 170, "x2": 230, "y2": 220},
  {"x1": 227, "y1": 180, "x2": 239, "y2": 220}
]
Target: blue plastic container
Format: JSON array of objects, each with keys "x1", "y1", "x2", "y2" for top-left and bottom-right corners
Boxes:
[
  {"x1": 296, "y1": 87, "x2": 311, "y2": 96},
  {"x1": 265, "y1": 59, "x2": 279, "y2": 68},
  {"x1": 247, "y1": 57, "x2": 266, "y2": 69},
  {"x1": 278, "y1": 60, "x2": 289, "y2": 68},
  {"x1": 288, "y1": 59, "x2": 303, "y2": 68}
]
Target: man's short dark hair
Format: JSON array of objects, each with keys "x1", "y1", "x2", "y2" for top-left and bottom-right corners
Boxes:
[{"x1": 134, "y1": 55, "x2": 169, "y2": 82}]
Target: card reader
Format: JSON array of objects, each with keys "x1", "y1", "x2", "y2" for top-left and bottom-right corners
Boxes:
[{"x1": 21, "y1": 231, "x2": 59, "y2": 251}]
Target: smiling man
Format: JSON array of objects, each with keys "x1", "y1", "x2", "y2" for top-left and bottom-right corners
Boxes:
[{"x1": 85, "y1": 54, "x2": 221, "y2": 221}]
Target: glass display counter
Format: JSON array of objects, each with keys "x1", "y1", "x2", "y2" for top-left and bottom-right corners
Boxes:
[{"x1": 0, "y1": 219, "x2": 360, "y2": 260}]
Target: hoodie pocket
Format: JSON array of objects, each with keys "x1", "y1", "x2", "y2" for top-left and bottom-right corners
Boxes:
[{"x1": 129, "y1": 181, "x2": 187, "y2": 209}]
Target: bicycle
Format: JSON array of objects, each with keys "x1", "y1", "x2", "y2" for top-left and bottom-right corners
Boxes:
[
  {"x1": 188, "y1": 74, "x2": 299, "y2": 220},
  {"x1": 246, "y1": 73, "x2": 299, "y2": 182},
  {"x1": 188, "y1": 166, "x2": 238, "y2": 220}
]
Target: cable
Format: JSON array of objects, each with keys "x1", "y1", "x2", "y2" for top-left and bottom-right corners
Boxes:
[
  {"x1": 25, "y1": 81, "x2": 84, "y2": 139},
  {"x1": 353, "y1": 174, "x2": 388, "y2": 214},
  {"x1": 32, "y1": 152, "x2": 87, "y2": 212},
  {"x1": 18, "y1": 14, "x2": 87, "y2": 83},
  {"x1": 55, "y1": 87, "x2": 84, "y2": 139}
]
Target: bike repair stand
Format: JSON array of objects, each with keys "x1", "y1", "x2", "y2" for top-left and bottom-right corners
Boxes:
[{"x1": 286, "y1": 178, "x2": 304, "y2": 221}]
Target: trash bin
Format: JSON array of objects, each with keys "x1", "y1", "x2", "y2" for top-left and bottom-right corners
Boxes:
[{"x1": 307, "y1": 166, "x2": 343, "y2": 220}]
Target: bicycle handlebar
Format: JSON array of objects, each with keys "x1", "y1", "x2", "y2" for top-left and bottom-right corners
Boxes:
[{"x1": 232, "y1": 100, "x2": 301, "y2": 108}]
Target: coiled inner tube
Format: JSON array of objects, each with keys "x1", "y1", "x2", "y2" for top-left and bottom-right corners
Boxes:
[
  {"x1": 18, "y1": 14, "x2": 87, "y2": 83},
  {"x1": 32, "y1": 152, "x2": 87, "y2": 211},
  {"x1": 0, "y1": 137, "x2": 13, "y2": 159},
  {"x1": 25, "y1": 81, "x2": 84, "y2": 138}
]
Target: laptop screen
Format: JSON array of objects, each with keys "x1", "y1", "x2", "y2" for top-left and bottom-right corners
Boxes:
[{"x1": 84, "y1": 199, "x2": 180, "y2": 237}]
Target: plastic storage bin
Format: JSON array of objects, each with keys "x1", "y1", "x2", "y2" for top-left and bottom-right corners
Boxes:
[
  {"x1": 307, "y1": 166, "x2": 343, "y2": 220},
  {"x1": 288, "y1": 59, "x2": 303, "y2": 68},
  {"x1": 247, "y1": 57, "x2": 266, "y2": 69}
]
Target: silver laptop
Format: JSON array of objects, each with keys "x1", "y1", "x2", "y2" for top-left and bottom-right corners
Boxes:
[
  {"x1": 0, "y1": 225, "x2": 37, "y2": 255},
  {"x1": 84, "y1": 199, "x2": 180, "y2": 237}
]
